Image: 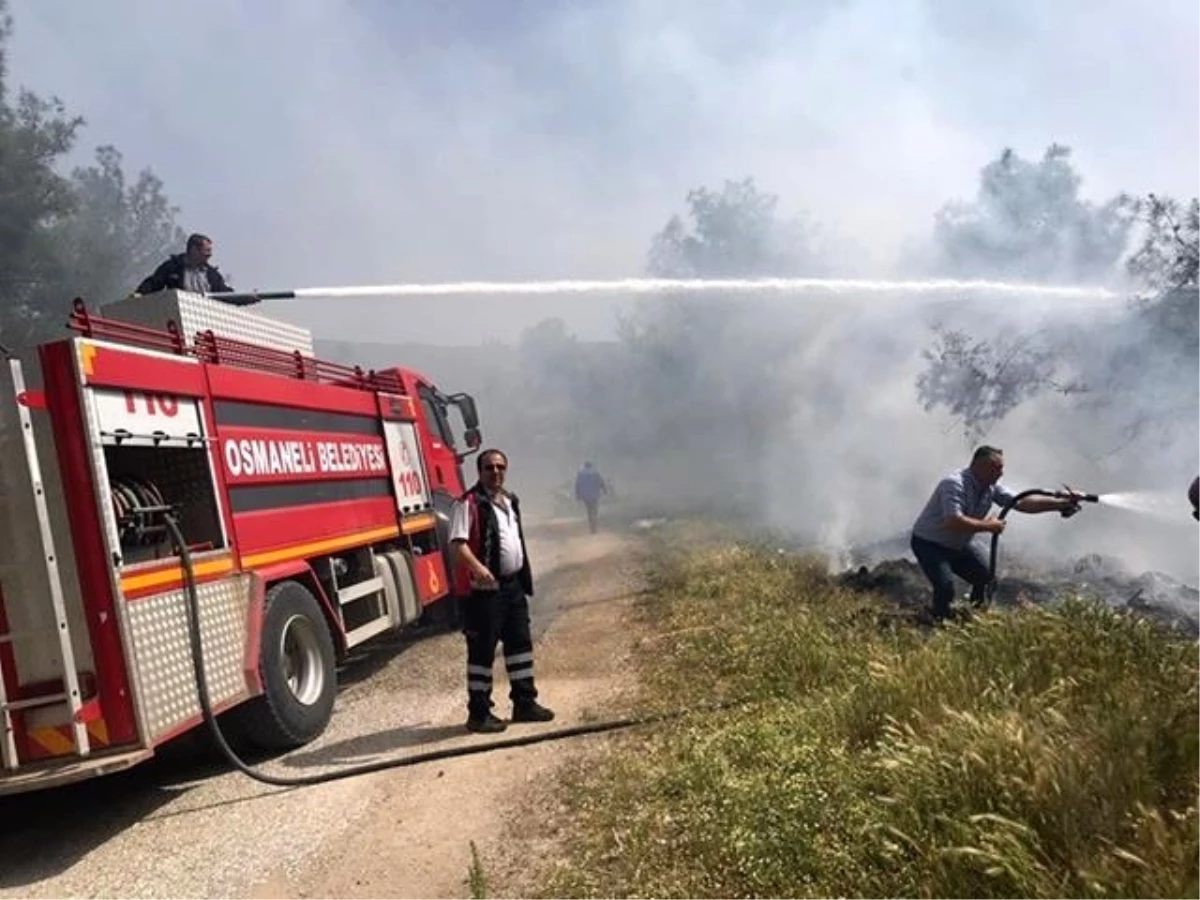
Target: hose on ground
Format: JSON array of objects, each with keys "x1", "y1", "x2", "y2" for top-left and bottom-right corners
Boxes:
[{"x1": 165, "y1": 513, "x2": 723, "y2": 788}]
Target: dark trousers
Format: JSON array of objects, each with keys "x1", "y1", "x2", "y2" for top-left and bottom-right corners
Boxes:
[
  {"x1": 910, "y1": 535, "x2": 991, "y2": 618},
  {"x1": 583, "y1": 499, "x2": 599, "y2": 533},
  {"x1": 462, "y1": 576, "x2": 538, "y2": 717}
]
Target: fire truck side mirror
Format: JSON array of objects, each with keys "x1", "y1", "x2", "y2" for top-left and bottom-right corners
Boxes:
[
  {"x1": 447, "y1": 392, "x2": 479, "y2": 430},
  {"x1": 464, "y1": 427, "x2": 482, "y2": 451}
]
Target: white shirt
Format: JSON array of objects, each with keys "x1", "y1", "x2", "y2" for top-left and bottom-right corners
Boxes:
[
  {"x1": 183, "y1": 265, "x2": 210, "y2": 295},
  {"x1": 449, "y1": 492, "x2": 524, "y2": 576}
]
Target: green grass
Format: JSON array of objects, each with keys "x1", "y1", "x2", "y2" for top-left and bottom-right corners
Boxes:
[
  {"x1": 540, "y1": 537, "x2": 1199, "y2": 899},
  {"x1": 467, "y1": 840, "x2": 490, "y2": 899}
]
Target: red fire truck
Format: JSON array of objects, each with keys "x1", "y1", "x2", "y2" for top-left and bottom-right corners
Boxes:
[{"x1": 0, "y1": 291, "x2": 482, "y2": 795}]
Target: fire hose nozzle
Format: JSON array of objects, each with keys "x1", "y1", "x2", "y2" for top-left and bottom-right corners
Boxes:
[
  {"x1": 1056, "y1": 486, "x2": 1099, "y2": 503},
  {"x1": 1049, "y1": 486, "x2": 1098, "y2": 518}
]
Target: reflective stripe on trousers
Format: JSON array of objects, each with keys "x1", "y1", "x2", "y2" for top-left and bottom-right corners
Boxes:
[{"x1": 462, "y1": 577, "x2": 538, "y2": 715}]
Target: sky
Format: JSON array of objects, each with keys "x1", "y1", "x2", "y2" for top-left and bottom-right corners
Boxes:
[{"x1": 8, "y1": 0, "x2": 1199, "y2": 345}]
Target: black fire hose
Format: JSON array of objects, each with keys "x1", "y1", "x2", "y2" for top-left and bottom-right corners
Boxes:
[
  {"x1": 163, "y1": 513, "x2": 722, "y2": 789},
  {"x1": 983, "y1": 488, "x2": 1098, "y2": 607},
  {"x1": 207, "y1": 291, "x2": 294, "y2": 306}
]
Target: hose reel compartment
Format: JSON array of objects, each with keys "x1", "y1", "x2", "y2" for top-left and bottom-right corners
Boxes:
[{"x1": 89, "y1": 386, "x2": 228, "y2": 568}]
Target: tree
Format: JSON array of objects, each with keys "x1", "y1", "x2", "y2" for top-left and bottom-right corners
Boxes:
[
  {"x1": 0, "y1": 0, "x2": 84, "y2": 348},
  {"x1": 647, "y1": 177, "x2": 817, "y2": 278},
  {"x1": 1126, "y1": 194, "x2": 1199, "y2": 292},
  {"x1": 0, "y1": 2, "x2": 184, "y2": 350},
  {"x1": 513, "y1": 317, "x2": 587, "y2": 456},
  {"x1": 916, "y1": 175, "x2": 1198, "y2": 448},
  {"x1": 593, "y1": 179, "x2": 824, "y2": 515},
  {"x1": 42, "y1": 145, "x2": 185, "y2": 313},
  {"x1": 915, "y1": 325, "x2": 1085, "y2": 440},
  {"x1": 917, "y1": 144, "x2": 1161, "y2": 441},
  {"x1": 931, "y1": 144, "x2": 1138, "y2": 283}
]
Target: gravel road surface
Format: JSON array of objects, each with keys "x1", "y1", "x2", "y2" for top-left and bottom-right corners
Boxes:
[{"x1": 0, "y1": 519, "x2": 646, "y2": 899}]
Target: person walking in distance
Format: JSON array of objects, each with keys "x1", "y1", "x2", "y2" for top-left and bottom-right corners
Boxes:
[
  {"x1": 910, "y1": 445, "x2": 1082, "y2": 622},
  {"x1": 574, "y1": 460, "x2": 609, "y2": 534},
  {"x1": 449, "y1": 449, "x2": 555, "y2": 733}
]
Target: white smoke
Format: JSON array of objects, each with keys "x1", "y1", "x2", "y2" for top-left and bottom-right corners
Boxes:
[{"x1": 9, "y1": 0, "x2": 1196, "y2": 585}]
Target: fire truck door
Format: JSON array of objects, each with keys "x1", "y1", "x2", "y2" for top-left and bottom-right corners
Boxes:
[{"x1": 382, "y1": 420, "x2": 433, "y2": 516}]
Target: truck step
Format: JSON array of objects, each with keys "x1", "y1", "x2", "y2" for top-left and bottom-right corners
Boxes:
[
  {"x1": 336, "y1": 576, "x2": 384, "y2": 606},
  {"x1": 0, "y1": 748, "x2": 153, "y2": 797}
]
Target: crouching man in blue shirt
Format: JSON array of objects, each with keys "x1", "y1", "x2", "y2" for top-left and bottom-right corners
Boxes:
[{"x1": 910, "y1": 445, "x2": 1079, "y2": 621}]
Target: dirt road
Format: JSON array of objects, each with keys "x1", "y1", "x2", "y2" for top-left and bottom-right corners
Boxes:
[{"x1": 0, "y1": 519, "x2": 647, "y2": 899}]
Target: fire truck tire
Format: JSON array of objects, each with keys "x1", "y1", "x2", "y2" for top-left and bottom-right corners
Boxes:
[{"x1": 239, "y1": 580, "x2": 337, "y2": 751}]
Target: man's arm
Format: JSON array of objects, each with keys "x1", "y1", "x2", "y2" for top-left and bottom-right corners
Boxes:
[
  {"x1": 1014, "y1": 495, "x2": 1078, "y2": 514},
  {"x1": 208, "y1": 266, "x2": 233, "y2": 293},
  {"x1": 939, "y1": 478, "x2": 1005, "y2": 535},
  {"x1": 448, "y1": 500, "x2": 497, "y2": 588},
  {"x1": 993, "y1": 482, "x2": 1078, "y2": 515},
  {"x1": 946, "y1": 512, "x2": 1005, "y2": 535},
  {"x1": 450, "y1": 540, "x2": 497, "y2": 587},
  {"x1": 135, "y1": 259, "x2": 173, "y2": 295}
]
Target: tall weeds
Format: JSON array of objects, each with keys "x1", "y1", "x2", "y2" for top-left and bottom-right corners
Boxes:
[{"x1": 543, "y1": 541, "x2": 1198, "y2": 899}]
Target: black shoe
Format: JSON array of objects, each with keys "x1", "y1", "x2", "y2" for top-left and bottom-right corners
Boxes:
[
  {"x1": 511, "y1": 700, "x2": 555, "y2": 723},
  {"x1": 466, "y1": 712, "x2": 507, "y2": 734}
]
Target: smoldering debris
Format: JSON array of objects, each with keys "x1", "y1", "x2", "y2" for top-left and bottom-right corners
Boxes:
[{"x1": 837, "y1": 547, "x2": 1199, "y2": 637}]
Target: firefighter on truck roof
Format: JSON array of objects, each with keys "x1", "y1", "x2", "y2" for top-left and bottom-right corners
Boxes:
[
  {"x1": 448, "y1": 448, "x2": 555, "y2": 733},
  {"x1": 133, "y1": 232, "x2": 233, "y2": 298}
]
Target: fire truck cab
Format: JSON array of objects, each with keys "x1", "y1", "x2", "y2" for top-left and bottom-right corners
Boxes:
[{"x1": 0, "y1": 291, "x2": 481, "y2": 795}]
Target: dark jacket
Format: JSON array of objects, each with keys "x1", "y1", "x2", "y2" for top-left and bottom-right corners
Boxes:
[
  {"x1": 136, "y1": 254, "x2": 233, "y2": 296},
  {"x1": 451, "y1": 483, "x2": 534, "y2": 597}
]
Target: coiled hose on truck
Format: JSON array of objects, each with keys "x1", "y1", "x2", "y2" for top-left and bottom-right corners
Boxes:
[{"x1": 164, "y1": 513, "x2": 712, "y2": 788}]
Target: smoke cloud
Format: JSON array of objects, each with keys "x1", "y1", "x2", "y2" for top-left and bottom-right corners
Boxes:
[
  {"x1": 9, "y1": 0, "x2": 1196, "y2": 340},
  {"x1": 10, "y1": 1, "x2": 1198, "y2": 586}
]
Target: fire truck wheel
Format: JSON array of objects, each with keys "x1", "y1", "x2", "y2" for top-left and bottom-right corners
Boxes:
[{"x1": 241, "y1": 580, "x2": 337, "y2": 751}]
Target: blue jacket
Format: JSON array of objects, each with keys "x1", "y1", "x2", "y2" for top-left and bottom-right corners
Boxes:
[{"x1": 574, "y1": 468, "x2": 607, "y2": 503}]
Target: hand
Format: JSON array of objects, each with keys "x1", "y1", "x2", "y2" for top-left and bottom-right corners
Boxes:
[
  {"x1": 472, "y1": 565, "x2": 498, "y2": 589},
  {"x1": 1060, "y1": 483, "x2": 1086, "y2": 501},
  {"x1": 984, "y1": 517, "x2": 1006, "y2": 535}
]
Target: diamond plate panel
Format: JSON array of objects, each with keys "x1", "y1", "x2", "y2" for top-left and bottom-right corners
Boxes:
[
  {"x1": 99, "y1": 290, "x2": 314, "y2": 356},
  {"x1": 125, "y1": 574, "x2": 252, "y2": 741}
]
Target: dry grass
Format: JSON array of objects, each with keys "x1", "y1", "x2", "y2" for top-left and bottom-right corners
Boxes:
[{"x1": 537, "y1": 534, "x2": 1199, "y2": 899}]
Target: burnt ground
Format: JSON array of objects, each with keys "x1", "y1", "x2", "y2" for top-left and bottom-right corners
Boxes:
[{"x1": 836, "y1": 537, "x2": 1200, "y2": 637}]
